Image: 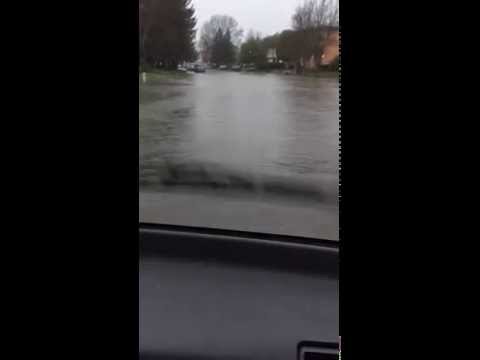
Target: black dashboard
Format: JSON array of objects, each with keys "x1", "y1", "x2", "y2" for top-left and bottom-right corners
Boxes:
[{"x1": 139, "y1": 223, "x2": 339, "y2": 360}]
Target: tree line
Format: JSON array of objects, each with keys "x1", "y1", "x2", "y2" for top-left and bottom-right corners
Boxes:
[
  {"x1": 139, "y1": 0, "x2": 339, "y2": 71},
  {"x1": 199, "y1": 0, "x2": 339, "y2": 71},
  {"x1": 239, "y1": 0, "x2": 339, "y2": 71}
]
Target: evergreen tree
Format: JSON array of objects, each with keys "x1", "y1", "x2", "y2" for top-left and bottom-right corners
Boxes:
[
  {"x1": 211, "y1": 28, "x2": 236, "y2": 66},
  {"x1": 223, "y1": 29, "x2": 236, "y2": 65},
  {"x1": 199, "y1": 15, "x2": 243, "y2": 63},
  {"x1": 140, "y1": 0, "x2": 197, "y2": 70},
  {"x1": 211, "y1": 29, "x2": 224, "y2": 65},
  {"x1": 240, "y1": 31, "x2": 265, "y2": 65}
]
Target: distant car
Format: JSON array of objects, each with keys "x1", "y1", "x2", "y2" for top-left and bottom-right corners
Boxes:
[
  {"x1": 231, "y1": 65, "x2": 241, "y2": 71},
  {"x1": 193, "y1": 64, "x2": 206, "y2": 73},
  {"x1": 219, "y1": 65, "x2": 228, "y2": 70}
]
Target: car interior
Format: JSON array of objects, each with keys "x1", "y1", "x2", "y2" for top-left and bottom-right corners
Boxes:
[{"x1": 139, "y1": 222, "x2": 339, "y2": 360}]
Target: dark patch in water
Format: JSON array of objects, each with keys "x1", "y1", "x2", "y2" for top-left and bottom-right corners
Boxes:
[{"x1": 140, "y1": 161, "x2": 331, "y2": 204}]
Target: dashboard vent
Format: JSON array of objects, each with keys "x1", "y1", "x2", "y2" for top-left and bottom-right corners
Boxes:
[{"x1": 298, "y1": 341, "x2": 339, "y2": 360}]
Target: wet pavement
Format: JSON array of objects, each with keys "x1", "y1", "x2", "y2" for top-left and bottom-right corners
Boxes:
[{"x1": 140, "y1": 70, "x2": 339, "y2": 240}]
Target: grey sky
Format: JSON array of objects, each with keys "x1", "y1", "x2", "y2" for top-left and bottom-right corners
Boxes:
[{"x1": 192, "y1": 0, "x2": 302, "y2": 40}]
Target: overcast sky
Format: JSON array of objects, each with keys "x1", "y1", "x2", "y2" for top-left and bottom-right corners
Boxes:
[{"x1": 191, "y1": 0, "x2": 302, "y2": 40}]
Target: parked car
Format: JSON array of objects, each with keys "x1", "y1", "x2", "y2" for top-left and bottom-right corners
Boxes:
[
  {"x1": 231, "y1": 65, "x2": 242, "y2": 71},
  {"x1": 219, "y1": 65, "x2": 228, "y2": 70},
  {"x1": 193, "y1": 64, "x2": 206, "y2": 73}
]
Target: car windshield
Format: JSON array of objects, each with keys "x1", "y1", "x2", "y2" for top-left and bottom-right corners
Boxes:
[{"x1": 139, "y1": 0, "x2": 339, "y2": 240}]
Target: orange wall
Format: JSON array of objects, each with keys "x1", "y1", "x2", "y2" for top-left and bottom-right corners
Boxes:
[{"x1": 320, "y1": 31, "x2": 339, "y2": 65}]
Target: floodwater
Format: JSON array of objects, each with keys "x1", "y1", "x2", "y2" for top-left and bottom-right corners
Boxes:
[{"x1": 139, "y1": 70, "x2": 339, "y2": 240}]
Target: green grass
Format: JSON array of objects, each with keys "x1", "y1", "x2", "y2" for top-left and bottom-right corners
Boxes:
[{"x1": 139, "y1": 69, "x2": 192, "y2": 80}]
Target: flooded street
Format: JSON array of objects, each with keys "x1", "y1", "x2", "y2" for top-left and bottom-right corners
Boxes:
[{"x1": 140, "y1": 70, "x2": 339, "y2": 240}]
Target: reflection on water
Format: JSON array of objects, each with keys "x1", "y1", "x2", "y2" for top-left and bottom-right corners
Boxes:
[{"x1": 140, "y1": 71, "x2": 339, "y2": 239}]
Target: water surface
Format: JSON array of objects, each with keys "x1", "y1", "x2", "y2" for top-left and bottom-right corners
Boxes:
[{"x1": 140, "y1": 70, "x2": 339, "y2": 240}]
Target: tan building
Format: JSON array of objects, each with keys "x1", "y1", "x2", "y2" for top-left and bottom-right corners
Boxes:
[
  {"x1": 320, "y1": 31, "x2": 339, "y2": 66},
  {"x1": 302, "y1": 30, "x2": 339, "y2": 70}
]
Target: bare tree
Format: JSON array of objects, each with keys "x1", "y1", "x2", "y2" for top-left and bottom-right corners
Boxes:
[
  {"x1": 290, "y1": 0, "x2": 339, "y2": 70},
  {"x1": 246, "y1": 29, "x2": 262, "y2": 41},
  {"x1": 292, "y1": 0, "x2": 316, "y2": 30},
  {"x1": 326, "y1": 0, "x2": 339, "y2": 27},
  {"x1": 292, "y1": 0, "x2": 339, "y2": 30},
  {"x1": 199, "y1": 15, "x2": 244, "y2": 62},
  {"x1": 313, "y1": 0, "x2": 328, "y2": 28}
]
